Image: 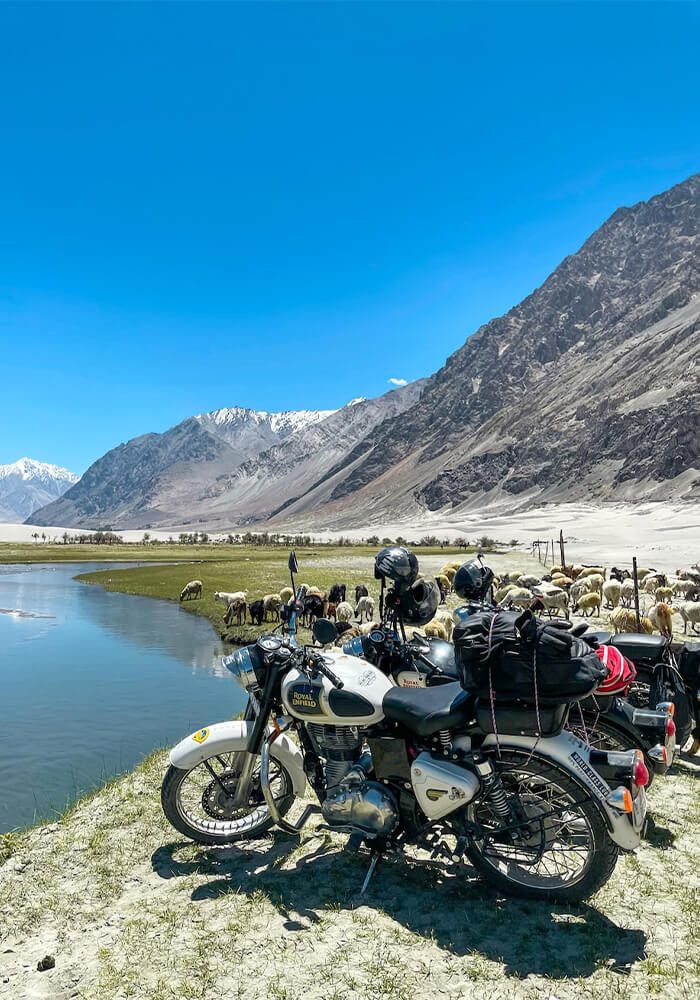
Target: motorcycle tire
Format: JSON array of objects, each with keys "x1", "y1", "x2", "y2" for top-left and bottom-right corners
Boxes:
[{"x1": 464, "y1": 749, "x2": 618, "y2": 903}]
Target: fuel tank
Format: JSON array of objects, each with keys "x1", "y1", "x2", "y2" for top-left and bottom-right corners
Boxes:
[{"x1": 280, "y1": 651, "x2": 393, "y2": 726}]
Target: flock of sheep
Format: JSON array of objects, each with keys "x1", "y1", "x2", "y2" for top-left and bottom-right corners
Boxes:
[
  {"x1": 490, "y1": 562, "x2": 700, "y2": 638},
  {"x1": 178, "y1": 559, "x2": 700, "y2": 643}
]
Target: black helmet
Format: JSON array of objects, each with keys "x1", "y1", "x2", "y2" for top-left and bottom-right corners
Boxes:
[
  {"x1": 453, "y1": 560, "x2": 494, "y2": 601},
  {"x1": 396, "y1": 578, "x2": 439, "y2": 625},
  {"x1": 374, "y1": 546, "x2": 419, "y2": 589}
]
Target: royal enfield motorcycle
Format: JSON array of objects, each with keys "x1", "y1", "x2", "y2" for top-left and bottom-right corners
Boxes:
[{"x1": 161, "y1": 557, "x2": 647, "y2": 903}]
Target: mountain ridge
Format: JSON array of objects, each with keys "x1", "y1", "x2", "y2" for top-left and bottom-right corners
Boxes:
[{"x1": 0, "y1": 458, "x2": 78, "y2": 522}]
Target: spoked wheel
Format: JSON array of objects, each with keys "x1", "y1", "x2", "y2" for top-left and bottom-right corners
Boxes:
[
  {"x1": 161, "y1": 750, "x2": 295, "y2": 845},
  {"x1": 464, "y1": 750, "x2": 617, "y2": 902}
]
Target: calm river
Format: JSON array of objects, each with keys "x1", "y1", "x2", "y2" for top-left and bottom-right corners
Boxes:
[{"x1": 0, "y1": 563, "x2": 246, "y2": 833}]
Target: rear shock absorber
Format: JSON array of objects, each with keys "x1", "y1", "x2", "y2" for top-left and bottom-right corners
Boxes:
[{"x1": 471, "y1": 751, "x2": 513, "y2": 821}]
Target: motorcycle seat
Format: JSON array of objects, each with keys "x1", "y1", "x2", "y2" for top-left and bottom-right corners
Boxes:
[
  {"x1": 382, "y1": 682, "x2": 474, "y2": 737},
  {"x1": 611, "y1": 633, "x2": 667, "y2": 662}
]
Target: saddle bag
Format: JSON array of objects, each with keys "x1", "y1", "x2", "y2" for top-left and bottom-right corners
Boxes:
[{"x1": 453, "y1": 609, "x2": 606, "y2": 706}]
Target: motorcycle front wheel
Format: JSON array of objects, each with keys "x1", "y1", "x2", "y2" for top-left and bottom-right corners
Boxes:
[
  {"x1": 464, "y1": 750, "x2": 618, "y2": 902},
  {"x1": 161, "y1": 750, "x2": 295, "y2": 845}
]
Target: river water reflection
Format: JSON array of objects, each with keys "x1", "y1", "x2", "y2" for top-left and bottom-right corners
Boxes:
[{"x1": 0, "y1": 563, "x2": 245, "y2": 832}]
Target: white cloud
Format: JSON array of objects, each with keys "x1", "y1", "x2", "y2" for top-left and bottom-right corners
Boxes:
[{"x1": 388, "y1": 377, "x2": 408, "y2": 387}]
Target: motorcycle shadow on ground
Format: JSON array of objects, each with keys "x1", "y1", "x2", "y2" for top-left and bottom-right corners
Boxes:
[{"x1": 151, "y1": 835, "x2": 646, "y2": 980}]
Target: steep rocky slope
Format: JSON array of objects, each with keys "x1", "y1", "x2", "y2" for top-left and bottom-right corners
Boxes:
[
  {"x1": 28, "y1": 388, "x2": 423, "y2": 529},
  {"x1": 272, "y1": 172, "x2": 700, "y2": 530},
  {"x1": 0, "y1": 458, "x2": 78, "y2": 522}
]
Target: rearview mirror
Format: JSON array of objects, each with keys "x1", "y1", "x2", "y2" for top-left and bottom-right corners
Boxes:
[
  {"x1": 312, "y1": 618, "x2": 337, "y2": 646},
  {"x1": 288, "y1": 550, "x2": 299, "y2": 574}
]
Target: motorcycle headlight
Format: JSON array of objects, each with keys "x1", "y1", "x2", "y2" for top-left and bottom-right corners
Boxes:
[{"x1": 223, "y1": 646, "x2": 260, "y2": 691}]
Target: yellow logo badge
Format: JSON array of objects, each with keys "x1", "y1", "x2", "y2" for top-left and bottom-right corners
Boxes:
[{"x1": 192, "y1": 728, "x2": 209, "y2": 744}]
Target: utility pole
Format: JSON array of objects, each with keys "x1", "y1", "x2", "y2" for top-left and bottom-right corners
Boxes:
[
  {"x1": 632, "y1": 556, "x2": 641, "y2": 633},
  {"x1": 559, "y1": 530, "x2": 566, "y2": 575}
]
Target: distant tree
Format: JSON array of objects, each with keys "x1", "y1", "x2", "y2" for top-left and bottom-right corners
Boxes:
[
  {"x1": 395, "y1": 536, "x2": 407, "y2": 546},
  {"x1": 32, "y1": 532, "x2": 39, "y2": 543},
  {"x1": 200, "y1": 532, "x2": 209, "y2": 544},
  {"x1": 455, "y1": 537, "x2": 469, "y2": 549},
  {"x1": 142, "y1": 532, "x2": 151, "y2": 545},
  {"x1": 178, "y1": 533, "x2": 188, "y2": 545},
  {"x1": 62, "y1": 532, "x2": 69, "y2": 545},
  {"x1": 420, "y1": 535, "x2": 439, "y2": 547},
  {"x1": 41, "y1": 533, "x2": 46, "y2": 543},
  {"x1": 366, "y1": 535, "x2": 380, "y2": 546},
  {"x1": 381, "y1": 537, "x2": 394, "y2": 546},
  {"x1": 509, "y1": 538, "x2": 519, "y2": 548}
]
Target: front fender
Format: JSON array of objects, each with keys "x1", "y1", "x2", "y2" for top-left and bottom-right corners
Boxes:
[
  {"x1": 481, "y1": 730, "x2": 644, "y2": 851},
  {"x1": 169, "y1": 721, "x2": 307, "y2": 796}
]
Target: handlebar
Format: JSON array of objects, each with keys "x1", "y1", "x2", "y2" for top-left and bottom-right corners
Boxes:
[{"x1": 309, "y1": 654, "x2": 344, "y2": 690}]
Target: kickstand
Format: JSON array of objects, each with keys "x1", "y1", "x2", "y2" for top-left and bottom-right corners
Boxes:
[{"x1": 360, "y1": 852, "x2": 380, "y2": 895}]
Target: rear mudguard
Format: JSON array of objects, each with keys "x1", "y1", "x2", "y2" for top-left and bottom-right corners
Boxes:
[
  {"x1": 481, "y1": 730, "x2": 644, "y2": 851},
  {"x1": 169, "y1": 721, "x2": 307, "y2": 797}
]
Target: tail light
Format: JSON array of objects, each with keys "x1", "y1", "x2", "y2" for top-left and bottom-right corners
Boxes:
[
  {"x1": 666, "y1": 716, "x2": 676, "y2": 739},
  {"x1": 631, "y1": 749, "x2": 649, "y2": 795}
]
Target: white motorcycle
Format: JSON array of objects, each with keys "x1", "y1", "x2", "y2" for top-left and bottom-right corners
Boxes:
[{"x1": 161, "y1": 556, "x2": 647, "y2": 902}]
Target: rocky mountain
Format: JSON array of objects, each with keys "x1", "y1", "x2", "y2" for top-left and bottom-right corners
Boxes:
[
  {"x1": 28, "y1": 172, "x2": 700, "y2": 533},
  {"x1": 0, "y1": 458, "x2": 78, "y2": 522},
  {"x1": 27, "y1": 387, "x2": 424, "y2": 529},
  {"x1": 269, "y1": 172, "x2": 700, "y2": 531}
]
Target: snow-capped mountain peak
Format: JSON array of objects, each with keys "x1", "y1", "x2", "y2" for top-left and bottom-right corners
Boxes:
[{"x1": 0, "y1": 458, "x2": 79, "y2": 522}]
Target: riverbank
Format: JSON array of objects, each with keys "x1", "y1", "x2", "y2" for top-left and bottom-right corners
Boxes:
[
  {"x1": 74, "y1": 545, "x2": 530, "y2": 645},
  {"x1": 1, "y1": 744, "x2": 698, "y2": 1000}
]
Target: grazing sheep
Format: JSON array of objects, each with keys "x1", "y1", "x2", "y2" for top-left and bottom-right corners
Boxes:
[
  {"x1": 532, "y1": 587, "x2": 569, "y2": 619},
  {"x1": 355, "y1": 595, "x2": 375, "y2": 622},
  {"x1": 354, "y1": 585, "x2": 369, "y2": 605},
  {"x1": 643, "y1": 573, "x2": 666, "y2": 594},
  {"x1": 439, "y1": 566, "x2": 457, "y2": 585},
  {"x1": 608, "y1": 607, "x2": 654, "y2": 635},
  {"x1": 655, "y1": 586, "x2": 674, "y2": 604},
  {"x1": 576, "y1": 592, "x2": 601, "y2": 617},
  {"x1": 248, "y1": 599, "x2": 265, "y2": 625},
  {"x1": 678, "y1": 601, "x2": 700, "y2": 635},
  {"x1": 336, "y1": 601, "x2": 355, "y2": 623},
  {"x1": 610, "y1": 566, "x2": 631, "y2": 582},
  {"x1": 327, "y1": 601, "x2": 338, "y2": 620},
  {"x1": 280, "y1": 586, "x2": 294, "y2": 604},
  {"x1": 602, "y1": 580, "x2": 621, "y2": 609},
  {"x1": 570, "y1": 577, "x2": 593, "y2": 603},
  {"x1": 302, "y1": 594, "x2": 324, "y2": 626},
  {"x1": 214, "y1": 590, "x2": 247, "y2": 606},
  {"x1": 308, "y1": 586, "x2": 325, "y2": 598},
  {"x1": 494, "y1": 583, "x2": 518, "y2": 604},
  {"x1": 424, "y1": 620, "x2": 448, "y2": 640},
  {"x1": 223, "y1": 598, "x2": 246, "y2": 627},
  {"x1": 578, "y1": 566, "x2": 606, "y2": 580},
  {"x1": 585, "y1": 574, "x2": 605, "y2": 595},
  {"x1": 503, "y1": 570, "x2": 525, "y2": 583},
  {"x1": 620, "y1": 579, "x2": 636, "y2": 607},
  {"x1": 179, "y1": 580, "x2": 203, "y2": 602},
  {"x1": 329, "y1": 583, "x2": 346, "y2": 605},
  {"x1": 263, "y1": 593, "x2": 282, "y2": 622},
  {"x1": 672, "y1": 578, "x2": 697, "y2": 598},
  {"x1": 649, "y1": 602, "x2": 675, "y2": 637},
  {"x1": 517, "y1": 574, "x2": 542, "y2": 589},
  {"x1": 434, "y1": 609, "x2": 455, "y2": 640},
  {"x1": 502, "y1": 587, "x2": 534, "y2": 609}
]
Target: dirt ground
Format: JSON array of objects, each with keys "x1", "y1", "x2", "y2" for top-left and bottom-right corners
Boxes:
[{"x1": 1, "y1": 740, "x2": 698, "y2": 1000}]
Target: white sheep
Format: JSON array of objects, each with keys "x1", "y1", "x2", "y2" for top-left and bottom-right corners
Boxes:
[
  {"x1": 501, "y1": 587, "x2": 534, "y2": 609},
  {"x1": 336, "y1": 601, "x2": 355, "y2": 623},
  {"x1": 214, "y1": 590, "x2": 247, "y2": 606},
  {"x1": 679, "y1": 601, "x2": 700, "y2": 635},
  {"x1": 672, "y1": 579, "x2": 697, "y2": 598},
  {"x1": 585, "y1": 573, "x2": 605, "y2": 595},
  {"x1": 602, "y1": 580, "x2": 621, "y2": 609},
  {"x1": 355, "y1": 595, "x2": 375, "y2": 622},
  {"x1": 434, "y1": 609, "x2": 455, "y2": 640},
  {"x1": 569, "y1": 577, "x2": 593, "y2": 604},
  {"x1": 517, "y1": 574, "x2": 542, "y2": 589},
  {"x1": 620, "y1": 579, "x2": 636, "y2": 607},
  {"x1": 533, "y1": 587, "x2": 569, "y2": 619},
  {"x1": 179, "y1": 580, "x2": 202, "y2": 602},
  {"x1": 576, "y1": 592, "x2": 601, "y2": 617}
]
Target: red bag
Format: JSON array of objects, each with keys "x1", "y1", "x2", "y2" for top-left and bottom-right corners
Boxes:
[{"x1": 595, "y1": 644, "x2": 637, "y2": 694}]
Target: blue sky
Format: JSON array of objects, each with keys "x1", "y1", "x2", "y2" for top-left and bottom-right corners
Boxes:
[{"x1": 2, "y1": 1, "x2": 699, "y2": 474}]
